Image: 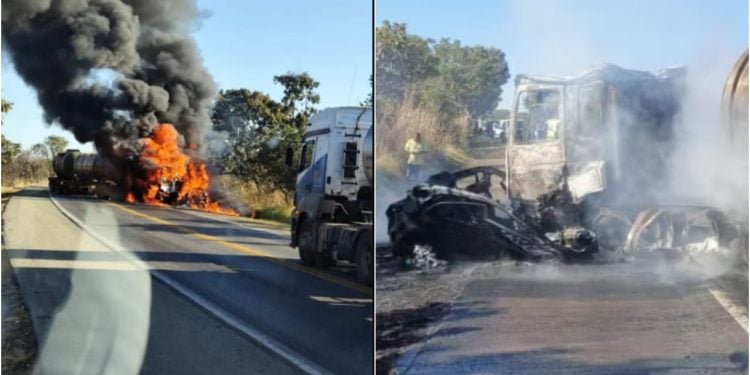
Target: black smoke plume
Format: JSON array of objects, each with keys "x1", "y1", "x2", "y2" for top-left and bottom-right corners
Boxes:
[{"x1": 2, "y1": 0, "x2": 217, "y2": 158}]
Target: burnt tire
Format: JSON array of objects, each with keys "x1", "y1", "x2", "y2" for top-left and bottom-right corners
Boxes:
[
  {"x1": 298, "y1": 219, "x2": 316, "y2": 266},
  {"x1": 355, "y1": 234, "x2": 373, "y2": 286}
]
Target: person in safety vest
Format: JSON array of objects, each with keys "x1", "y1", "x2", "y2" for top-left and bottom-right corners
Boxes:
[{"x1": 404, "y1": 132, "x2": 427, "y2": 181}]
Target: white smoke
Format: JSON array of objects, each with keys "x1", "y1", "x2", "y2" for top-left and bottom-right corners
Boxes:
[{"x1": 668, "y1": 46, "x2": 747, "y2": 219}]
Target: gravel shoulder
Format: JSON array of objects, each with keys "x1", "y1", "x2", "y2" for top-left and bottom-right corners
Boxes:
[
  {"x1": 2, "y1": 187, "x2": 38, "y2": 374},
  {"x1": 375, "y1": 247, "x2": 484, "y2": 374}
]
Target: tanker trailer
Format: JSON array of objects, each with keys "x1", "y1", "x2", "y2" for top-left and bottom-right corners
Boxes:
[
  {"x1": 48, "y1": 149, "x2": 121, "y2": 199},
  {"x1": 619, "y1": 50, "x2": 748, "y2": 257},
  {"x1": 722, "y1": 50, "x2": 748, "y2": 154},
  {"x1": 720, "y1": 50, "x2": 748, "y2": 263}
]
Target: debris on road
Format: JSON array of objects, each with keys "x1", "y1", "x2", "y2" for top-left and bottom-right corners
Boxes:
[
  {"x1": 403, "y1": 245, "x2": 447, "y2": 270},
  {"x1": 386, "y1": 166, "x2": 594, "y2": 264},
  {"x1": 376, "y1": 245, "x2": 482, "y2": 374}
]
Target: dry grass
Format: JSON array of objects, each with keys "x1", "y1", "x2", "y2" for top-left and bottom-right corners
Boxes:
[
  {"x1": 376, "y1": 94, "x2": 470, "y2": 176},
  {"x1": 216, "y1": 176, "x2": 293, "y2": 223},
  {"x1": 2, "y1": 184, "x2": 38, "y2": 374},
  {"x1": 1, "y1": 181, "x2": 45, "y2": 191}
]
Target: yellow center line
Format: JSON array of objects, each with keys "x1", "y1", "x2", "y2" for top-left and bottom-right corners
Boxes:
[{"x1": 107, "y1": 202, "x2": 372, "y2": 295}]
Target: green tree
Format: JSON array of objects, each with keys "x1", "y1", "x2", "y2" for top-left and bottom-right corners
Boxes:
[
  {"x1": 375, "y1": 21, "x2": 511, "y2": 161},
  {"x1": 1, "y1": 99, "x2": 13, "y2": 115},
  {"x1": 44, "y1": 135, "x2": 68, "y2": 157},
  {"x1": 375, "y1": 21, "x2": 438, "y2": 105},
  {"x1": 2, "y1": 135, "x2": 21, "y2": 165},
  {"x1": 14, "y1": 151, "x2": 40, "y2": 183},
  {"x1": 420, "y1": 39, "x2": 509, "y2": 119},
  {"x1": 361, "y1": 75, "x2": 373, "y2": 107},
  {"x1": 31, "y1": 143, "x2": 48, "y2": 159},
  {"x1": 31, "y1": 143, "x2": 53, "y2": 176},
  {"x1": 212, "y1": 73, "x2": 320, "y2": 198},
  {"x1": 2, "y1": 135, "x2": 21, "y2": 186}
]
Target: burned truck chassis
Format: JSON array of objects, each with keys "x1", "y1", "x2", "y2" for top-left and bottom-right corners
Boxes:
[
  {"x1": 389, "y1": 56, "x2": 749, "y2": 265},
  {"x1": 387, "y1": 167, "x2": 742, "y2": 264}
]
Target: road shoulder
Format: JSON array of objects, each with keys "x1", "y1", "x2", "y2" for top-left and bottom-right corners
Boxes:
[
  {"x1": 2, "y1": 187, "x2": 38, "y2": 374},
  {"x1": 3, "y1": 187, "x2": 301, "y2": 374}
]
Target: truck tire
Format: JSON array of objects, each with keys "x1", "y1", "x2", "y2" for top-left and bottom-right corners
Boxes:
[
  {"x1": 298, "y1": 219, "x2": 316, "y2": 266},
  {"x1": 355, "y1": 235, "x2": 373, "y2": 286}
]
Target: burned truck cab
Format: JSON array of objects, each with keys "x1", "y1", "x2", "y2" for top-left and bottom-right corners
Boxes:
[{"x1": 507, "y1": 65, "x2": 685, "y2": 233}]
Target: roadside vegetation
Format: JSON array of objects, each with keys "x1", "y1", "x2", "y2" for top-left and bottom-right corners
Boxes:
[
  {"x1": 217, "y1": 176, "x2": 293, "y2": 223},
  {"x1": 2, "y1": 98, "x2": 71, "y2": 188},
  {"x1": 1, "y1": 146, "x2": 38, "y2": 374},
  {"x1": 210, "y1": 73, "x2": 372, "y2": 223},
  {"x1": 2, "y1": 134, "x2": 68, "y2": 189},
  {"x1": 2, "y1": 72, "x2": 371, "y2": 224},
  {"x1": 375, "y1": 21, "x2": 510, "y2": 177}
]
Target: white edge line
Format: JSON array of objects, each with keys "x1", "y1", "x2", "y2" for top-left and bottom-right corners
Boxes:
[
  {"x1": 47, "y1": 192, "x2": 330, "y2": 375},
  {"x1": 708, "y1": 287, "x2": 749, "y2": 332}
]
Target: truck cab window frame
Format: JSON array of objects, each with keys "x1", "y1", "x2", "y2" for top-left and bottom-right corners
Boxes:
[
  {"x1": 298, "y1": 139, "x2": 315, "y2": 173},
  {"x1": 513, "y1": 89, "x2": 562, "y2": 145}
]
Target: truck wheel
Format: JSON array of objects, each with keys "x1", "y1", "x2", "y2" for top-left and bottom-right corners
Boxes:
[
  {"x1": 298, "y1": 219, "x2": 316, "y2": 266},
  {"x1": 355, "y1": 235, "x2": 373, "y2": 286}
]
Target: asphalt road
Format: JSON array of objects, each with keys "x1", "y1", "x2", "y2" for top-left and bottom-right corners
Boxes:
[
  {"x1": 3, "y1": 187, "x2": 372, "y2": 374},
  {"x1": 396, "y1": 258, "x2": 748, "y2": 374}
]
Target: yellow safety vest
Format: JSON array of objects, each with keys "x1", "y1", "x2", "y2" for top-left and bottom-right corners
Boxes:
[{"x1": 404, "y1": 139, "x2": 426, "y2": 165}]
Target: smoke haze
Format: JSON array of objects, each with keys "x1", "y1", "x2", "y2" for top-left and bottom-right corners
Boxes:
[
  {"x1": 2, "y1": 0, "x2": 217, "y2": 158},
  {"x1": 377, "y1": 1, "x2": 747, "y2": 252}
]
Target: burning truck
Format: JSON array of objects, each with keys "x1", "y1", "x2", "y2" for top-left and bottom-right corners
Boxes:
[
  {"x1": 388, "y1": 52, "x2": 748, "y2": 263},
  {"x1": 49, "y1": 124, "x2": 238, "y2": 215},
  {"x1": 4, "y1": 1, "x2": 236, "y2": 214}
]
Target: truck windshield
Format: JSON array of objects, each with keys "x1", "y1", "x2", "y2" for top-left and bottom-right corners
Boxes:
[{"x1": 513, "y1": 90, "x2": 561, "y2": 144}]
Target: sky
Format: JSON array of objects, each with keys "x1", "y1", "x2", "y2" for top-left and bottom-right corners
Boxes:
[
  {"x1": 376, "y1": 0, "x2": 748, "y2": 110},
  {"x1": 1, "y1": 0, "x2": 372, "y2": 151}
]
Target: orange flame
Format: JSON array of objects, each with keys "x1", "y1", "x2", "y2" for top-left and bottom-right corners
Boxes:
[
  {"x1": 125, "y1": 193, "x2": 136, "y2": 203},
  {"x1": 131, "y1": 123, "x2": 238, "y2": 216}
]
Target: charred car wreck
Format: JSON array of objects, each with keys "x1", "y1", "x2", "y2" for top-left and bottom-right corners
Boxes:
[
  {"x1": 388, "y1": 62, "x2": 746, "y2": 263},
  {"x1": 387, "y1": 166, "x2": 596, "y2": 262}
]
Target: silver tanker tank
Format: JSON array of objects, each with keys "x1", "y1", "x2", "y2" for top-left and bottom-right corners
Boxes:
[
  {"x1": 722, "y1": 49, "x2": 748, "y2": 153},
  {"x1": 51, "y1": 150, "x2": 117, "y2": 182},
  {"x1": 52, "y1": 149, "x2": 80, "y2": 180},
  {"x1": 721, "y1": 50, "x2": 749, "y2": 263},
  {"x1": 72, "y1": 153, "x2": 118, "y2": 181},
  {"x1": 49, "y1": 149, "x2": 119, "y2": 196}
]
